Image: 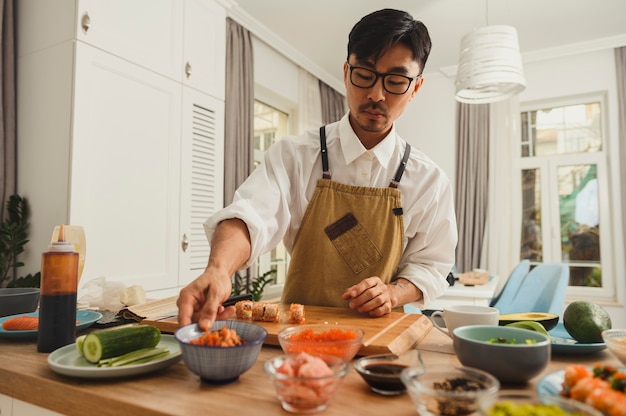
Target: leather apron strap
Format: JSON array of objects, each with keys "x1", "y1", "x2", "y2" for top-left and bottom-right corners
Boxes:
[{"x1": 281, "y1": 126, "x2": 407, "y2": 307}]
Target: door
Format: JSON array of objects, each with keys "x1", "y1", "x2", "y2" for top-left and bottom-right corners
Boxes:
[{"x1": 71, "y1": 43, "x2": 182, "y2": 292}]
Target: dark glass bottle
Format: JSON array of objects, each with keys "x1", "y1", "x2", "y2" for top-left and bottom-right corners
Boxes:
[{"x1": 37, "y1": 225, "x2": 79, "y2": 353}]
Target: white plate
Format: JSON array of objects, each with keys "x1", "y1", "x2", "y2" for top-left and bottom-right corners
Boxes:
[
  {"x1": 548, "y1": 323, "x2": 607, "y2": 355},
  {"x1": 48, "y1": 334, "x2": 182, "y2": 379},
  {"x1": 536, "y1": 369, "x2": 566, "y2": 397},
  {"x1": 0, "y1": 310, "x2": 103, "y2": 340}
]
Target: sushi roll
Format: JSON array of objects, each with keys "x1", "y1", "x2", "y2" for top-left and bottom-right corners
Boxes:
[
  {"x1": 289, "y1": 303, "x2": 305, "y2": 324},
  {"x1": 235, "y1": 300, "x2": 253, "y2": 319},
  {"x1": 252, "y1": 302, "x2": 266, "y2": 321},
  {"x1": 263, "y1": 302, "x2": 280, "y2": 322}
]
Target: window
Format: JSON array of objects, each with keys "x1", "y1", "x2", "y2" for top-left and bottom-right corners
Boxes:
[
  {"x1": 253, "y1": 100, "x2": 290, "y2": 291},
  {"x1": 519, "y1": 93, "x2": 612, "y2": 298}
]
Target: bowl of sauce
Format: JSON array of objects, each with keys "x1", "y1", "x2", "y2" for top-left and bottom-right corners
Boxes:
[{"x1": 354, "y1": 350, "x2": 423, "y2": 395}]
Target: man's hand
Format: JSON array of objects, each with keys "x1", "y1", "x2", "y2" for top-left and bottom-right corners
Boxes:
[
  {"x1": 176, "y1": 268, "x2": 235, "y2": 330},
  {"x1": 342, "y1": 276, "x2": 393, "y2": 316}
]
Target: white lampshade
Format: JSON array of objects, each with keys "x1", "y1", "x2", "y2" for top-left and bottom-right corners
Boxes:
[{"x1": 455, "y1": 25, "x2": 526, "y2": 104}]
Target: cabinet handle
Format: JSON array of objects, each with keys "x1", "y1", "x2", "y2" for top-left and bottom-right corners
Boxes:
[
  {"x1": 181, "y1": 234, "x2": 189, "y2": 252},
  {"x1": 185, "y1": 62, "x2": 192, "y2": 78},
  {"x1": 81, "y1": 12, "x2": 91, "y2": 33}
]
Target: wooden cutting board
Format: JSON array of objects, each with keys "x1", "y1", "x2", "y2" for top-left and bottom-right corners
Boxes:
[{"x1": 142, "y1": 304, "x2": 432, "y2": 356}]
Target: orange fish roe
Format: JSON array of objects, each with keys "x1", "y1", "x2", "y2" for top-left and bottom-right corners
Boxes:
[
  {"x1": 285, "y1": 328, "x2": 361, "y2": 360},
  {"x1": 190, "y1": 326, "x2": 245, "y2": 347},
  {"x1": 289, "y1": 328, "x2": 359, "y2": 342}
]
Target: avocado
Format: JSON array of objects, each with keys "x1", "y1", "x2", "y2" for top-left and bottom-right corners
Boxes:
[
  {"x1": 498, "y1": 312, "x2": 559, "y2": 331},
  {"x1": 563, "y1": 301, "x2": 611, "y2": 343}
]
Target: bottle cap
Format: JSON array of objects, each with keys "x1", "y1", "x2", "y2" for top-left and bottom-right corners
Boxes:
[{"x1": 47, "y1": 224, "x2": 76, "y2": 253}]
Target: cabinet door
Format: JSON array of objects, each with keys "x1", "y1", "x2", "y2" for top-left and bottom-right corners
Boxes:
[
  {"x1": 13, "y1": 399, "x2": 63, "y2": 416},
  {"x1": 71, "y1": 43, "x2": 182, "y2": 292},
  {"x1": 183, "y1": 0, "x2": 226, "y2": 100},
  {"x1": 0, "y1": 393, "x2": 12, "y2": 416},
  {"x1": 77, "y1": 0, "x2": 184, "y2": 82},
  {"x1": 178, "y1": 87, "x2": 225, "y2": 286}
]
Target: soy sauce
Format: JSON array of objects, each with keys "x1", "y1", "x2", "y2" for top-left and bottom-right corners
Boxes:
[
  {"x1": 37, "y1": 225, "x2": 79, "y2": 353},
  {"x1": 37, "y1": 293, "x2": 77, "y2": 352},
  {"x1": 363, "y1": 363, "x2": 408, "y2": 393}
]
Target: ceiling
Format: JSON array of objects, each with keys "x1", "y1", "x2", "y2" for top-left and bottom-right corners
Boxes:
[{"x1": 231, "y1": 0, "x2": 626, "y2": 90}]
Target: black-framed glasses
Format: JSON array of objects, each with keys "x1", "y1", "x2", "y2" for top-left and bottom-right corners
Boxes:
[{"x1": 347, "y1": 63, "x2": 421, "y2": 95}]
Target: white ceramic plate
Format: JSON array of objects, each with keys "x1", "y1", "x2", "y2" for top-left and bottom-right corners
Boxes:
[
  {"x1": 48, "y1": 334, "x2": 181, "y2": 379},
  {"x1": 0, "y1": 310, "x2": 103, "y2": 340},
  {"x1": 548, "y1": 323, "x2": 607, "y2": 355},
  {"x1": 536, "y1": 369, "x2": 566, "y2": 397}
]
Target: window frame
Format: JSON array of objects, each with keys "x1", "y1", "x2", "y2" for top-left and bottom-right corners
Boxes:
[
  {"x1": 519, "y1": 91, "x2": 617, "y2": 301},
  {"x1": 251, "y1": 85, "x2": 298, "y2": 300}
]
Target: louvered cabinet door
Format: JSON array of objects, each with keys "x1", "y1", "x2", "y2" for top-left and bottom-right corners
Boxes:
[{"x1": 179, "y1": 87, "x2": 225, "y2": 286}]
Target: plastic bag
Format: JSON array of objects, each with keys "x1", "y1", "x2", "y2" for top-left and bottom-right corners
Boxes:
[{"x1": 78, "y1": 276, "x2": 126, "y2": 310}]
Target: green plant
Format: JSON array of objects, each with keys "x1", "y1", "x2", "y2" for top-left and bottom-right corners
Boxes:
[
  {"x1": 0, "y1": 195, "x2": 31, "y2": 287},
  {"x1": 232, "y1": 269, "x2": 277, "y2": 301}
]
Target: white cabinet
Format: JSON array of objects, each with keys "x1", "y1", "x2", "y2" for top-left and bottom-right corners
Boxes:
[
  {"x1": 76, "y1": 0, "x2": 184, "y2": 83},
  {"x1": 183, "y1": 0, "x2": 226, "y2": 99},
  {"x1": 0, "y1": 394, "x2": 63, "y2": 416},
  {"x1": 16, "y1": 0, "x2": 226, "y2": 294}
]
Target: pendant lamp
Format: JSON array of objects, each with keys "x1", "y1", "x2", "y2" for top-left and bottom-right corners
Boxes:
[{"x1": 454, "y1": 25, "x2": 526, "y2": 104}]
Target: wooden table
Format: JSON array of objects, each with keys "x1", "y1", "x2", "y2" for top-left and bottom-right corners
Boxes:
[{"x1": 0, "y1": 327, "x2": 619, "y2": 415}]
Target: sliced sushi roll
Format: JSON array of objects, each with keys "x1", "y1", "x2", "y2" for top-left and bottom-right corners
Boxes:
[{"x1": 235, "y1": 300, "x2": 253, "y2": 319}]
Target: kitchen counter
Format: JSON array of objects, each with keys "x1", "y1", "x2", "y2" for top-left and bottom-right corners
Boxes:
[{"x1": 0, "y1": 325, "x2": 619, "y2": 415}]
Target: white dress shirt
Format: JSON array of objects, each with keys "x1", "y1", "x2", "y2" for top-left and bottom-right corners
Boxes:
[{"x1": 205, "y1": 113, "x2": 458, "y2": 308}]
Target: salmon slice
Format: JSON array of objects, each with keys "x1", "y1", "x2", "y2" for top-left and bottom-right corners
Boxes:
[{"x1": 2, "y1": 316, "x2": 39, "y2": 330}]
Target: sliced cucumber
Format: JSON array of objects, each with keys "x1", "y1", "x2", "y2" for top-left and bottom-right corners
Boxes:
[
  {"x1": 81, "y1": 325, "x2": 161, "y2": 364},
  {"x1": 76, "y1": 335, "x2": 86, "y2": 355}
]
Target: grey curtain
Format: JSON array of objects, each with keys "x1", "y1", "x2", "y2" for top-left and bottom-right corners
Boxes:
[
  {"x1": 223, "y1": 18, "x2": 254, "y2": 206},
  {"x1": 454, "y1": 102, "x2": 490, "y2": 272},
  {"x1": 319, "y1": 80, "x2": 346, "y2": 125},
  {"x1": 0, "y1": 0, "x2": 15, "y2": 221},
  {"x1": 616, "y1": 46, "x2": 626, "y2": 260}
]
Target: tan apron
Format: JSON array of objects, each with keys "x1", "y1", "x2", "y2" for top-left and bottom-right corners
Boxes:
[{"x1": 281, "y1": 126, "x2": 410, "y2": 308}]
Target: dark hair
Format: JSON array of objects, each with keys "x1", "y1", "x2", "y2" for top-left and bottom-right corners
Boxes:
[{"x1": 347, "y1": 9, "x2": 432, "y2": 74}]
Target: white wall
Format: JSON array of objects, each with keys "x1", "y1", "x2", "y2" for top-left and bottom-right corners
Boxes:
[{"x1": 396, "y1": 71, "x2": 458, "y2": 190}]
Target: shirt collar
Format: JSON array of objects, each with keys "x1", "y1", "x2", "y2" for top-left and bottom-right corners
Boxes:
[{"x1": 338, "y1": 114, "x2": 397, "y2": 166}]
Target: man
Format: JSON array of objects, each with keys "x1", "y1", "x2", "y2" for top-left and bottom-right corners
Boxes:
[{"x1": 178, "y1": 8, "x2": 457, "y2": 330}]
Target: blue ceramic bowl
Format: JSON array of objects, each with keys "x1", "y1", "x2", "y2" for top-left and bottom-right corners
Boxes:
[
  {"x1": 0, "y1": 288, "x2": 40, "y2": 317},
  {"x1": 453, "y1": 325, "x2": 551, "y2": 384},
  {"x1": 175, "y1": 320, "x2": 267, "y2": 383}
]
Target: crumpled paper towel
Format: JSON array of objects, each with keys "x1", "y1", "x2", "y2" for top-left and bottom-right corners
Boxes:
[{"x1": 78, "y1": 276, "x2": 126, "y2": 310}]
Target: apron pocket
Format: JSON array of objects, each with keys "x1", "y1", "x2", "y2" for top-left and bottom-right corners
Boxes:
[{"x1": 325, "y1": 213, "x2": 383, "y2": 274}]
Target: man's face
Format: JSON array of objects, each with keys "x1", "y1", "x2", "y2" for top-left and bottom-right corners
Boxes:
[{"x1": 344, "y1": 43, "x2": 423, "y2": 148}]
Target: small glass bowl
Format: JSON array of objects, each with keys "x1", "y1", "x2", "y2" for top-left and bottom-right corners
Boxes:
[
  {"x1": 401, "y1": 364, "x2": 500, "y2": 416},
  {"x1": 277, "y1": 324, "x2": 364, "y2": 362},
  {"x1": 602, "y1": 328, "x2": 626, "y2": 365},
  {"x1": 264, "y1": 353, "x2": 349, "y2": 414}
]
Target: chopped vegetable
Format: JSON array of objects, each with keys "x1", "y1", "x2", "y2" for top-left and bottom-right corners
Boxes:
[
  {"x1": 96, "y1": 347, "x2": 171, "y2": 367},
  {"x1": 190, "y1": 326, "x2": 244, "y2": 347},
  {"x1": 486, "y1": 338, "x2": 537, "y2": 345},
  {"x1": 81, "y1": 325, "x2": 161, "y2": 363}
]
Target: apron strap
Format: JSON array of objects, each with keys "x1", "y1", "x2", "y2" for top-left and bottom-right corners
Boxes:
[
  {"x1": 320, "y1": 126, "x2": 331, "y2": 179},
  {"x1": 389, "y1": 143, "x2": 411, "y2": 188}
]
